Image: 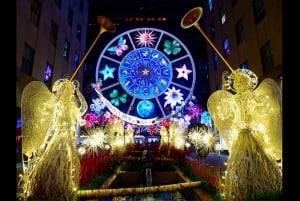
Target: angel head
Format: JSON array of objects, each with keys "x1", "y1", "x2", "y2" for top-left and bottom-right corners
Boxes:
[
  {"x1": 227, "y1": 69, "x2": 258, "y2": 93},
  {"x1": 232, "y1": 71, "x2": 252, "y2": 92}
]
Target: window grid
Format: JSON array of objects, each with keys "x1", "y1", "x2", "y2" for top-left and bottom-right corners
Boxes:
[
  {"x1": 235, "y1": 19, "x2": 244, "y2": 45},
  {"x1": 63, "y1": 39, "x2": 70, "y2": 60},
  {"x1": 50, "y1": 21, "x2": 58, "y2": 46},
  {"x1": 219, "y1": 8, "x2": 226, "y2": 24},
  {"x1": 21, "y1": 44, "x2": 35, "y2": 75},
  {"x1": 252, "y1": 0, "x2": 265, "y2": 24},
  {"x1": 240, "y1": 60, "x2": 248, "y2": 69},
  {"x1": 208, "y1": 0, "x2": 213, "y2": 12},
  {"x1": 213, "y1": 52, "x2": 220, "y2": 70},
  {"x1": 30, "y1": 0, "x2": 41, "y2": 27},
  {"x1": 73, "y1": 53, "x2": 79, "y2": 69},
  {"x1": 260, "y1": 41, "x2": 274, "y2": 74},
  {"x1": 223, "y1": 37, "x2": 231, "y2": 57}
]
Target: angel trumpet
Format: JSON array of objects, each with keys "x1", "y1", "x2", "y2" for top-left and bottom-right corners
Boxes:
[
  {"x1": 70, "y1": 16, "x2": 116, "y2": 81},
  {"x1": 181, "y1": 7, "x2": 235, "y2": 74}
]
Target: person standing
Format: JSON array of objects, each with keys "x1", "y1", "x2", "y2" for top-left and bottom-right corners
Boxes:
[{"x1": 142, "y1": 148, "x2": 153, "y2": 186}]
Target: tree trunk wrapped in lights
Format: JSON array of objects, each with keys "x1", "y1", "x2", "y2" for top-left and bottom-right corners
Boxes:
[
  {"x1": 207, "y1": 69, "x2": 282, "y2": 201},
  {"x1": 77, "y1": 181, "x2": 201, "y2": 198}
]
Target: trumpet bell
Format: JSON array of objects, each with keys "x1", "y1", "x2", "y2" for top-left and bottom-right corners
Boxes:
[
  {"x1": 97, "y1": 16, "x2": 116, "y2": 33},
  {"x1": 181, "y1": 7, "x2": 203, "y2": 29}
]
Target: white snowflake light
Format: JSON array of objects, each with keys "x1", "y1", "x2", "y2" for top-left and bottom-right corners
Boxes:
[
  {"x1": 90, "y1": 98, "x2": 105, "y2": 115},
  {"x1": 164, "y1": 86, "x2": 184, "y2": 109}
]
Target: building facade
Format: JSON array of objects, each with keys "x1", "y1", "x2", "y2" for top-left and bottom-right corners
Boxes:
[
  {"x1": 201, "y1": 0, "x2": 282, "y2": 92},
  {"x1": 16, "y1": 0, "x2": 89, "y2": 108}
]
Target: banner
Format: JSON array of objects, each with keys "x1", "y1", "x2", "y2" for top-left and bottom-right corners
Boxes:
[{"x1": 95, "y1": 89, "x2": 158, "y2": 126}]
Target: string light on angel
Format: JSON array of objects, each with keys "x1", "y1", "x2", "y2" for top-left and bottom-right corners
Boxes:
[
  {"x1": 17, "y1": 16, "x2": 116, "y2": 201},
  {"x1": 207, "y1": 69, "x2": 282, "y2": 200},
  {"x1": 180, "y1": 7, "x2": 282, "y2": 200},
  {"x1": 17, "y1": 79, "x2": 88, "y2": 200}
]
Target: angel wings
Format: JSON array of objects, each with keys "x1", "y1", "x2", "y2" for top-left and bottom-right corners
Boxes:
[
  {"x1": 207, "y1": 72, "x2": 282, "y2": 161},
  {"x1": 18, "y1": 79, "x2": 87, "y2": 200}
]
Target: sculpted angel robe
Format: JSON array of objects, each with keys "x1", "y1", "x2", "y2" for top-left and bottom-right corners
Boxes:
[
  {"x1": 207, "y1": 69, "x2": 282, "y2": 201},
  {"x1": 18, "y1": 79, "x2": 87, "y2": 201}
]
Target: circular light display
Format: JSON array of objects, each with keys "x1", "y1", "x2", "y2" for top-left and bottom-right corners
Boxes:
[
  {"x1": 95, "y1": 27, "x2": 196, "y2": 125},
  {"x1": 119, "y1": 48, "x2": 172, "y2": 99}
]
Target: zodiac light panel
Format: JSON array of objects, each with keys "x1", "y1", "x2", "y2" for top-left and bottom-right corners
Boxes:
[{"x1": 95, "y1": 27, "x2": 196, "y2": 125}]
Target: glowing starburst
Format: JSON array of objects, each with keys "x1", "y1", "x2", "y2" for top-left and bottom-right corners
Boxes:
[
  {"x1": 134, "y1": 29, "x2": 157, "y2": 47},
  {"x1": 188, "y1": 126, "x2": 218, "y2": 153},
  {"x1": 164, "y1": 86, "x2": 184, "y2": 109},
  {"x1": 80, "y1": 127, "x2": 107, "y2": 156}
]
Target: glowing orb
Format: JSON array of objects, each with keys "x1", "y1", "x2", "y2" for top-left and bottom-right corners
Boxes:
[{"x1": 137, "y1": 100, "x2": 155, "y2": 118}]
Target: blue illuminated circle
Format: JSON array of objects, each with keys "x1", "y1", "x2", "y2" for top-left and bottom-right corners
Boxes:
[
  {"x1": 119, "y1": 48, "x2": 172, "y2": 99},
  {"x1": 95, "y1": 27, "x2": 196, "y2": 123},
  {"x1": 137, "y1": 100, "x2": 156, "y2": 118}
]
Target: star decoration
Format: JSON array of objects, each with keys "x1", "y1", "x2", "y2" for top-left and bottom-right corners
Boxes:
[
  {"x1": 100, "y1": 64, "x2": 116, "y2": 80},
  {"x1": 164, "y1": 86, "x2": 184, "y2": 109},
  {"x1": 142, "y1": 68, "x2": 150, "y2": 75},
  {"x1": 176, "y1": 64, "x2": 192, "y2": 80}
]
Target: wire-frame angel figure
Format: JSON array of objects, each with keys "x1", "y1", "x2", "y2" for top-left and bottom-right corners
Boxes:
[
  {"x1": 17, "y1": 16, "x2": 116, "y2": 201},
  {"x1": 207, "y1": 69, "x2": 282, "y2": 201},
  {"x1": 180, "y1": 6, "x2": 282, "y2": 200}
]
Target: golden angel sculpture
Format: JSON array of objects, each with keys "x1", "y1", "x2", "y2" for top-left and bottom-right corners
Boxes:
[
  {"x1": 17, "y1": 79, "x2": 87, "y2": 201},
  {"x1": 207, "y1": 69, "x2": 282, "y2": 201}
]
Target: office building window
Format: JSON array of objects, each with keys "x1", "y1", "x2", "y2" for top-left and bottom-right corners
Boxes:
[
  {"x1": 21, "y1": 44, "x2": 35, "y2": 75},
  {"x1": 240, "y1": 60, "x2": 248, "y2": 69},
  {"x1": 235, "y1": 19, "x2": 244, "y2": 45},
  {"x1": 73, "y1": 53, "x2": 79, "y2": 69},
  {"x1": 77, "y1": 24, "x2": 81, "y2": 41},
  {"x1": 219, "y1": 8, "x2": 226, "y2": 24},
  {"x1": 260, "y1": 41, "x2": 274, "y2": 74},
  {"x1": 49, "y1": 21, "x2": 58, "y2": 46},
  {"x1": 63, "y1": 39, "x2": 70, "y2": 60},
  {"x1": 30, "y1": 0, "x2": 41, "y2": 27},
  {"x1": 67, "y1": 7, "x2": 73, "y2": 28},
  {"x1": 253, "y1": 0, "x2": 265, "y2": 24},
  {"x1": 223, "y1": 37, "x2": 231, "y2": 57},
  {"x1": 44, "y1": 63, "x2": 53, "y2": 87},
  {"x1": 208, "y1": 0, "x2": 214, "y2": 12},
  {"x1": 213, "y1": 52, "x2": 220, "y2": 69}
]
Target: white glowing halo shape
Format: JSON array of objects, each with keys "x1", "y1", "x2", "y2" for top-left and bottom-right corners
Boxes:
[
  {"x1": 225, "y1": 68, "x2": 258, "y2": 92},
  {"x1": 95, "y1": 27, "x2": 196, "y2": 124}
]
